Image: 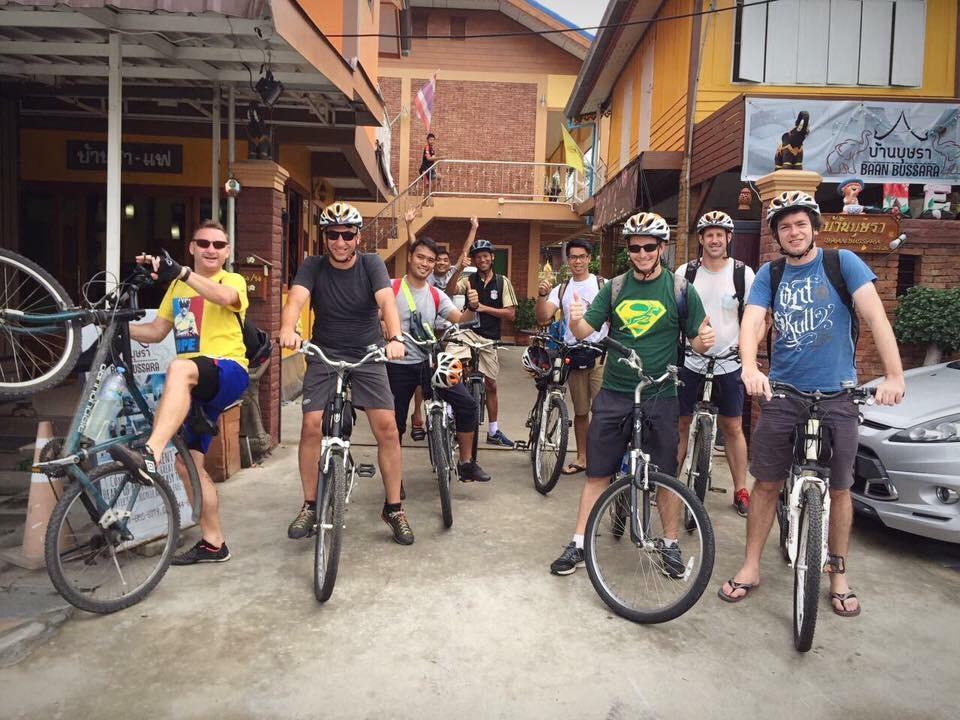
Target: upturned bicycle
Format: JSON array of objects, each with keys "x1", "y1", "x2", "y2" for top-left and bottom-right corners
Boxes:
[
  {"x1": 772, "y1": 382, "x2": 874, "y2": 652},
  {"x1": 0, "y1": 249, "x2": 201, "y2": 613},
  {"x1": 583, "y1": 336, "x2": 716, "y2": 624},
  {"x1": 297, "y1": 341, "x2": 383, "y2": 603}
]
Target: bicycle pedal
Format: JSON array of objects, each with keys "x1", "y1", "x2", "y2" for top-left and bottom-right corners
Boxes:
[
  {"x1": 513, "y1": 441, "x2": 529, "y2": 451},
  {"x1": 355, "y1": 464, "x2": 377, "y2": 478},
  {"x1": 709, "y1": 487, "x2": 728, "y2": 494}
]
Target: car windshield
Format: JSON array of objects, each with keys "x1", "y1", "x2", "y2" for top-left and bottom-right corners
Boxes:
[{"x1": 947, "y1": 361, "x2": 960, "y2": 370}]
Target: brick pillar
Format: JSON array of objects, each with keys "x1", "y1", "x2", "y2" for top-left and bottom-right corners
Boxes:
[{"x1": 232, "y1": 159, "x2": 289, "y2": 447}]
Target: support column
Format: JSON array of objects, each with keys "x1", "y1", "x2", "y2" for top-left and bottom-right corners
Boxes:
[
  {"x1": 526, "y1": 221, "x2": 542, "y2": 298},
  {"x1": 232, "y1": 159, "x2": 290, "y2": 447},
  {"x1": 211, "y1": 84, "x2": 221, "y2": 225},
  {"x1": 227, "y1": 85, "x2": 236, "y2": 261},
  {"x1": 105, "y1": 32, "x2": 122, "y2": 290}
]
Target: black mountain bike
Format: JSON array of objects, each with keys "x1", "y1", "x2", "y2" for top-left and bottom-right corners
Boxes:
[
  {"x1": 0, "y1": 249, "x2": 201, "y2": 613},
  {"x1": 771, "y1": 382, "x2": 874, "y2": 652},
  {"x1": 583, "y1": 336, "x2": 715, "y2": 624},
  {"x1": 297, "y1": 341, "x2": 381, "y2": 603}
]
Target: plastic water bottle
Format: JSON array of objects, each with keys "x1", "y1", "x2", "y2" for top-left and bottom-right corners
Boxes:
[
  {"x1": 618, "y1": 451, "x2": 630, "y2": 479},
  {"x1": 83, "y1": 367, "x2": 127, "y2": 443}
]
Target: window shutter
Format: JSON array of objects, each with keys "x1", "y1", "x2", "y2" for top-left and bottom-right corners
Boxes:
[
  {"x1": 796, "y1": 0, "x2": 830, "y2": 84},
  {"x1": 827, "y1": 0, "x2": 863, "y2": 84},
  {"x1": 765, "y1": 0, "x2": 800, "y2": 84},
  {"x1": 858, "y1": 0, "x2": 894, "y2": 85},
  {"x1": 737, "y1": 1, "x2": 767, "y2": 82},
  {"x1": 891, "y1": 0, "x2": 926, "y2": 86}
]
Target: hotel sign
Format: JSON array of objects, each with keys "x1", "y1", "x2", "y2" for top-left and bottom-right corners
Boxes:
[
  {"x1": 817, "y1": 213, "x2": 900, "y2": 253},
  {"x1": 67, "y1": 141, "x2": 183, "y2": 174}
]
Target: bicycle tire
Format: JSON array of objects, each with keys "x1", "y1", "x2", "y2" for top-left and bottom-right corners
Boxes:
[
  {"x1": 794, "y1": 485, "x2": 823, "y2": 652},
  {"x1": 469, "y1": 377, "x2": 484, "y2": 459},
  {"x1": 684, "y1": 416, "x2": 712, "y2": 532},
  {"x1": 0, "y1": 248, "x2": 82, "y2": 399},
  {"x1": 585, "y1": 471, "x2": 715, "y2": 624},
  {"x1": 777, "y1": 489, "x2": 791, "y2": 563},
  {"x1": 428, "y1": 409, "x2": 453, "y2": 529},
  {"x1": 532, "y1": 393, "x2": 568, "y2": 495},
  {"x1": 44, "y1": 462, "x2": 179, "y2": 614},
  {"x1": 315, "y1": 450, "x2": 346, "y2": 603}
]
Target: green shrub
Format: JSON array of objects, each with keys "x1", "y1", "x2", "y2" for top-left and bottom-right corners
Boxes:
[
  {"x1": 515, "y1": 297, "x2": 538, "y2": 330},
  {"x1": 894, "y1": 286, "x2": 960, "y2": 355}
]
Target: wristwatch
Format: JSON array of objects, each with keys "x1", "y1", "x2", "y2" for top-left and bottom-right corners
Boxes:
[{"x1": 388, "y1": 335, "x2": 404, "y2": 343}]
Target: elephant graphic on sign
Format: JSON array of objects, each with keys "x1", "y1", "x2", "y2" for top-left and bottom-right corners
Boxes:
[
  {"x1": 932, "y1": 133, "x2": 960, "y2": 176},
  {"x1": 826, "y1": 130, "x2": 872, "y2": 176}
]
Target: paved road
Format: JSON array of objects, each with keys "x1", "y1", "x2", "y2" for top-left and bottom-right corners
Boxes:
[{"x1": 1, "y1": 354, "x2": 958, "y2": 719}]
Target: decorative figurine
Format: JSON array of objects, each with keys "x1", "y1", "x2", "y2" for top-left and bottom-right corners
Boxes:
[
  {"x1": 774, "y1": 111, "x2": 810, "y2": 170},
  {"x1": 919, "y1": 184, "x2": 956, "y2": 219},
  {"x1": 838, "y1": 178, "x2": 866, "y2": 214},
  {"x1": 247, "y1": 101, "x2": 272, "y2": 160},
  {"x1": 882, "y1": 183, "x2": 910, "y2": 218},
  {"x1": 737, "y1": 185, "x2": 752, "y2": 211}
]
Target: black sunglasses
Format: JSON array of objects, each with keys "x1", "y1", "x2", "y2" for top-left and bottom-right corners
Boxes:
[
  {"x1": 628, "y1": 242, "x2": 660, "y2": 254},
  {"x1": 193, "y1": 239, "x2": 228, "y2": 250},
  {"x1": 325, "y1": 229, "x2": 359, "y2": 242}
]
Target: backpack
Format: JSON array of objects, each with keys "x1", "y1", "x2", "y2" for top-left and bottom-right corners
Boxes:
[
  {"x1": 557, "y1": 275, "x2": 606, "y2": 309},
  {"x1": 684, "y1": 258, "x2": 747, "y2": 323},
  {"x1": 391, "y1": 278, "x2": 440, "y2": 311},
  {"x1": 606, "y1": 270, "x2": 690, "y2": 364},
  {"x1": 215, "y1": 277, "x2": 271, "y2": 369},
  {"x1": 766, "y1": 248, "x2": 857, "y2": 360}
]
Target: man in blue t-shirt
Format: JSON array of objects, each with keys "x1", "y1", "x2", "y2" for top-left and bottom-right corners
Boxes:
[{"x1": 718, "y1": 190, "x2": 905, "y2": 619}]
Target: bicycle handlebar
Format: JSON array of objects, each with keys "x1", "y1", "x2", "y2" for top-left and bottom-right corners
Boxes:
[
  {"x1": 771, "y1": 382, "x2": 876, "y2": 404},
  {"x1": 685, "y1": 345, "x2": 740, "y2": 361},
  {"x1": 297, "y1": 341, "x2": 387, "y2": 371},
  {"x1": 600, "y1": 336, "x2": 679, "y2": 389}
]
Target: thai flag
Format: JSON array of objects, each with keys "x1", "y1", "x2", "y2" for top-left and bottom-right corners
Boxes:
[{"x1": 414, "y1": 74, "x2": 436, "y2": 133}]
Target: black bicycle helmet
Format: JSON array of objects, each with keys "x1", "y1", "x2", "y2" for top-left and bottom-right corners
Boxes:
[{"x1": 469, "y1": 239, "x2": 495, "y2": 256}]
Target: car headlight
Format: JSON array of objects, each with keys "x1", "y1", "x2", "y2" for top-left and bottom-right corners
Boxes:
[{"x1": 890, "y1": 414, "x2": 960, "y2": 442}]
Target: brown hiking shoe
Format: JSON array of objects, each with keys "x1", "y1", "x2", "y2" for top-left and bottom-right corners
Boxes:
[{"x1": 381, "y1": 508, "x2": 415, "y2": 545}]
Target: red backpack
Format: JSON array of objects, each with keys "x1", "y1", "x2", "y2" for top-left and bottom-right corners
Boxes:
[{"x1": 391, "y1": 278, "x2": 440, "y2": 311}]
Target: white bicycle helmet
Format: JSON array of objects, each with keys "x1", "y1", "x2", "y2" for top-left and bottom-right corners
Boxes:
[
  {"x1": 621, "y1": 211, "x2": 670, "y2": 243},
  {"x1": 318, "y1": 201, "x2": 363, "y2": 229},
  {"x1": 521, "y1": 345, "x2": 552, "y2": 378},
  {"x1": 431, "y1": 352, "x2": 463, "y2": 389},
  {"x1": 697, "y1": 210, "x2": 735, "y2": 233},
  {"x1": 766, "y1": 191, "x2": 820, "y2": 230}
]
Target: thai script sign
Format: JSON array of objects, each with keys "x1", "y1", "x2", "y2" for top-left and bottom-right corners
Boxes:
[
  {"x1": 67, "y1": 141, "x2": 183, "y2": 174},
  {"x1": 742, "y1": 99, "x2": 959, "y2": 184},
  {"x1": 817, "y1": 213, "x2": 901, "y2": 254}
]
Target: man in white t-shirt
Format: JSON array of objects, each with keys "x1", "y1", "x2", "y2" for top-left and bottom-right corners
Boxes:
[
  {"x1": 675, "y1": 211, "x2": 755, "y2": 517},
  {"x1": 534, "y1": 238, "x2": 608, "y2": 474}
]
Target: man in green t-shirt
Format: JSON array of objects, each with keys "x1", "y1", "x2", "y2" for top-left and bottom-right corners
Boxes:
[{"x1": 549, "y1": 211, "x2": 715, "y2": 577}]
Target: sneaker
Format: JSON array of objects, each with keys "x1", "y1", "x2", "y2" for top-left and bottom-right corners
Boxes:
[
  {"x1": 458, "y1": 460, "x2": 491, "y2": 482},
  {"x1": 287, "y1": 503, "x2": 317, "y2": 539},
  {"x1": 107, "y1": 444, "x2": 161, "y2": 486},
  {"x1": 486, "y1": 430, "x2": 515, "y2": 448},
  {"x1": 655, "y1": 539, "x2": 685, "y2": 579},
  {"x1": 381, "y1": 508, "x2": 415, "y2": 545},
  {"x1": 550, "y1": 542, "x2": 585, "y2": 575},
  {"x1": 734, "y1": 488, "x2": 750, "y2": 517},
  {"x1": 172, "y1": 539, "x2": 230, "y2": 565}
]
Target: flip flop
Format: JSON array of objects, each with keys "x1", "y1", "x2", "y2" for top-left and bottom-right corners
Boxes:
[
  {"x1": 561, "y1": 463, "x2": 586, "y2": 475},
  {"x1": 830, "y1": 591, "x2": 861, "y2": 617},
  {"x1": 718, "y1": 578, "x2": 758, "y2": 603}
]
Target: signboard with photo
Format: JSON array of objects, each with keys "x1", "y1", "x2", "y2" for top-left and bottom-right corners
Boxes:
[{"x1": 742, "y1": 99, "x2": 960, "y2": 184}]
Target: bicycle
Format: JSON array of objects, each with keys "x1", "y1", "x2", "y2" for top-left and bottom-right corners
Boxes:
[
  {"x1": 0, "y1": 249, "x2": 202, "y2": 613},
  {"x1": 446, "y1": 331, "x2": 502, "y2": 460},
  {"x1": 297, "y1": 341, "x2": 382, "y2": 603},
  {"x1": 680, "y1": 346, "x2": 741, "y2": 530},
  {"x1": 516, "y1": 334, "x2": 602, "y2": 495},
  {"x1": 771, "y1": 381, "x2": 874, "y2": 652},
  {"x1": 402, "y1": 322, "x2": 478, "y2": 529},
  {"x1": 583, "y1": 336, "x2": 716, "y2": 624}
]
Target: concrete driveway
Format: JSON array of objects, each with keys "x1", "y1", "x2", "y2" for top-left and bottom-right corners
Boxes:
[{"x1": 1, "y1": 354, "x2": 958, "y2": 719}]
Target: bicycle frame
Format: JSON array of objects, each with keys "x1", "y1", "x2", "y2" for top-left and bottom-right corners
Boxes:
[
  {"x1": 680, "y1": 348, "x2": 739, "y2": 490},
  {"x1": 784, "y1": 415, "x2": 832, "y2": 569}
]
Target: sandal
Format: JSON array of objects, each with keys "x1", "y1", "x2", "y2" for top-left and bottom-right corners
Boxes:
[
  {"x1": 717, "y1": 578, "x2": 758, "y2": 603},
  {"x1": 561, "y1": 462, "x2": 586, "y2": 475},
  {"x1": 410, "y1": 419, "x2": 426, "y2": 441},
  {"x1": 830, "y1": 591, "x2": 861, "y2": 617}
]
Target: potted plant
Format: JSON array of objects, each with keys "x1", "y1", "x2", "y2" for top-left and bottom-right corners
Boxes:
[
  {"x1": 514, "y1": 297, "x2": 539, "y2": 345},
  {"x1": 894, "y1": 286, "x2": 960, "y2": 365}
]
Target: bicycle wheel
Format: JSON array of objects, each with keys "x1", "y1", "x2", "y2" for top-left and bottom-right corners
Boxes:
[
  {"x1": 777, "y1": 488, "x2": 791, "y2": 563},
  {"x1": 0, "y1": 248, "x2": 81, "y2": 399},
  {"x1": 684, "y1": 416, "x2": 712, "y2": 531},
  {"x1": 469, "y1": 377, "x2": 484, "y2": 459},
  {"x1": 532, "y1": 393, "x2": 568, "y2": 495},
  {"x1": 794, "y1": 485, "x2": 823, "y2": 652},
  {"x1": 585, "y1": 471, "x2": 715, "y2": 624},
  {"x1": 314, "y1": 450, "x2": 346, "y2": 603},
  {"x1": 44, "y1": 462, "x2": 180, "y2": 614},
  {"x1": 428, "y1": 409, "x2": 453, "y2": 529},
  {"x1": 168, "y1": 436, "x2": 203, "y2": 525}
]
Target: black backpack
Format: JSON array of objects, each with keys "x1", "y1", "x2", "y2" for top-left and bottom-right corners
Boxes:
[
  {"x1": 217, "y1": 278, "x2": 271, "y2": 369},
  {"x1": 765, "y1": 248, "x2": 857, "y2": 359},
  {"x1": 684, "y1": 258, "x2": 747, "y2": 323}
]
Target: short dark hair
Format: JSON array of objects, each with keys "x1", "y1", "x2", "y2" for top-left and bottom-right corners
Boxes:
[
  {"x1": 427, "y1": 133, "x2": 436, "y2": 140},
  {"x1": 435, "y1": 248, "x2": 450, "y2": 259},
  {"x1": 566, "y1": 238, "x2": 592, "y2": 254},
  {"x1": 409, "y1": 236, "x2": 439, "y2": 258}
]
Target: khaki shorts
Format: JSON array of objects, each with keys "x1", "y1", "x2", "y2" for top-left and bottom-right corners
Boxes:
[
  {"x1": 446, "y1": 330, "x2": 501, "y2": 380},
  {"x1": 567, "y1": 364, "x2": 603, "y2": 416}
]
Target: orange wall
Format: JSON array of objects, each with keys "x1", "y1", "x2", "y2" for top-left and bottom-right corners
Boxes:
[{"x1": 298, "y1": 0, "x2": 344, "y2": 54}]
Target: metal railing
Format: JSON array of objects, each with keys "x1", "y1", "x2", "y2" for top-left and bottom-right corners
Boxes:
[{"x1": 363, "y1": 159, "x2": 585, "y2": 252}]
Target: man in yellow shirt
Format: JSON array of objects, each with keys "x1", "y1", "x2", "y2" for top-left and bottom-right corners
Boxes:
[{"x1": 109, "y1": 220, "x2": 249, "y2": 565}]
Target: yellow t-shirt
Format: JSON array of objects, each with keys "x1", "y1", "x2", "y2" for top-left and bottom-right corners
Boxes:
[{"x1": 157, "y1": 270, "x2": 249, "y2": 368}]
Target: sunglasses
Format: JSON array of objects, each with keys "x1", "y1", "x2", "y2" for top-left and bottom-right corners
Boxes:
[
  {"x1": 193, "y1": 239, "x2": 228, "y2": 250},
  {"x1": 628, "y1": 242, "x2": 660, "y2": 254},
  {"x1": 325, "y1": 229, "x2": 359, "y2": 242}
]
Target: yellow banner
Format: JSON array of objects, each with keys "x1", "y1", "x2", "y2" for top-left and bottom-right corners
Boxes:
[{"x1": 561, "y1": 125, "x2": 584, "y2": 174}]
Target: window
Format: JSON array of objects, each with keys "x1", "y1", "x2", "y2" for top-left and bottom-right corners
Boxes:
[
  {"x1": 450, "y1": 16, "x2": 466, "y2": 40},
  {"x1": 733, "y1": 0, "x2": 926, "y2": 87},
  {"x1": 412, "y1": 10, "x2": 428, "y2": 37},
  {"x1": 896, "y1": 254, "x2": 919, "y2": 297}
]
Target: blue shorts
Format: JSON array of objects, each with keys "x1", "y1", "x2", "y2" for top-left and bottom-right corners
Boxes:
[
  {"x1": 677, "y1": 366, "x2": 744, "y2": 418},
  {"x1": 182, "y1": 358, "x2": 249, "y2": 454}
]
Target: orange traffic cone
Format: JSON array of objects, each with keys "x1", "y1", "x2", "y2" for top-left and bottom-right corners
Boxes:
[{"x1": 0, "y1": 421, "x2": 60, "y2": 570}]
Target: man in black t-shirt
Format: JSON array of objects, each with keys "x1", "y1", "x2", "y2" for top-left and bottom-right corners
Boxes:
[{"x1": 279, "y1": 201, "x2": 415, "y2": 546}]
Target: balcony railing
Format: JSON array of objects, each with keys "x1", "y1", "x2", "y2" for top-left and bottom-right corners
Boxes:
[{"x1": 363, "y1": 159, "x2": 585, "y2": 252}]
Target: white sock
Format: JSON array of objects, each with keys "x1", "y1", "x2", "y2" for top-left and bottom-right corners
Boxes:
[
  {"x1": 662, "y1": 538, "x2": 678, "y2": 547},
  {"x1": 488, "y1": 421, "x2": 499, "y2": 435},
  {"x1": 573, "y1": 534, "x2": 584, "y2": 549}
]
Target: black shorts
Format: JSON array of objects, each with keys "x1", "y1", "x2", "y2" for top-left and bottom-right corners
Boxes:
[
  {"x1": 749, "y1": 395, "x2": 860, "y2": 490},
  {"x1": 586, "y1": 389, "x2": 679, "y2": 479},
  {"x1": 678, "y1": 367, "x2": 745, "y2": 418},
  {"x1": 386, "y1": 362, "x2": 477, "y2": 437}
]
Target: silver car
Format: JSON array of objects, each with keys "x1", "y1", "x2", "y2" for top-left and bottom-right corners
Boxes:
[{"x1": 852, "y1": 361, "x2": 960, "y2": 543}]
